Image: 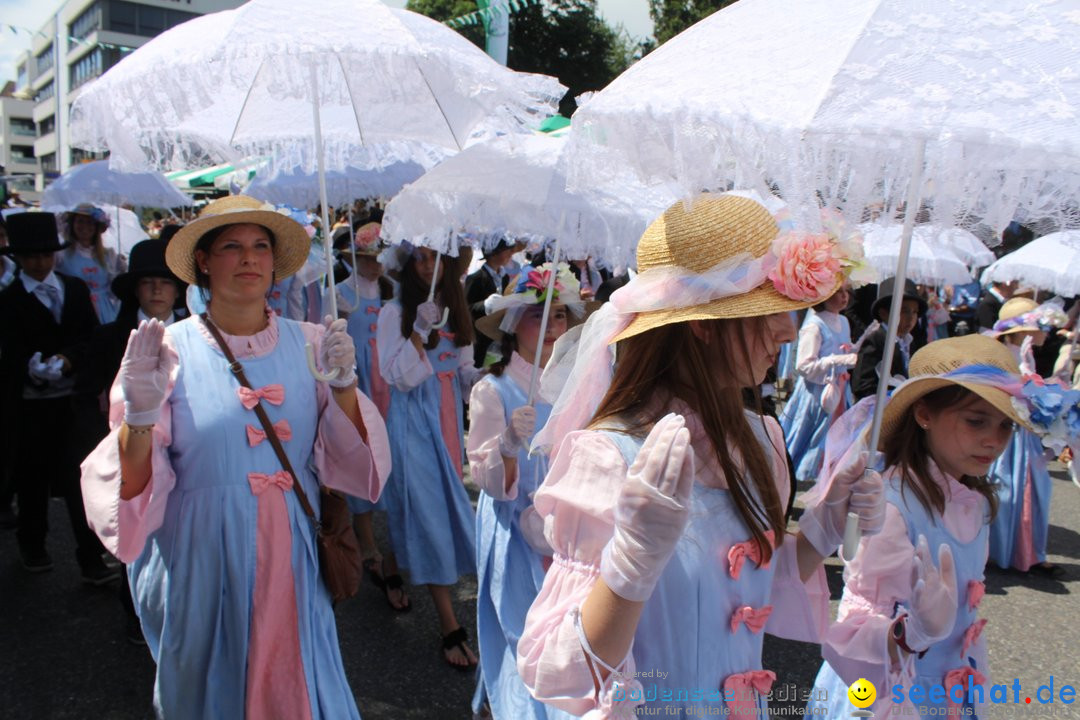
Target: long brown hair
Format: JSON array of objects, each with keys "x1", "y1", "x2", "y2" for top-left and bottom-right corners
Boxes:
[
  {"x1": 883, "y1": 385, "x2": 999, "y2": 521},
  {"x1": 590, "y1": 318, "x2": 785, "y2": 562},
  {"x1": 398, "y1": 253, "x2": 474, "y2": 349}
]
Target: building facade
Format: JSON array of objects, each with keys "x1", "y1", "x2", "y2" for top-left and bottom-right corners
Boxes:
[
  {"x1": 0, "y1": 82, "x2": 38, "y2": 202},
  {"x1": 12, "y1": 0, "x2": 246, "y2": 196}
]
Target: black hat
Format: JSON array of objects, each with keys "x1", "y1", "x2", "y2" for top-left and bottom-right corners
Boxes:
[
  {"x1": 111, "y1": 239, "x2": 186, "y2": 303},
  {"x1": 871, "y1": 277, "x2": 927, "y2": 319},
  {"x1": 0, "y1": 212, "x2": 67, "y2": 255}
]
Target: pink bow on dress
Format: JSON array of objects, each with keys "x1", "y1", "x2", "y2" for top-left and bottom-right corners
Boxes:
[
  {"x1": 723, "y1": 670, "x2": 775, "y2": 715},
  {"x1": 246, "y1": 419, "x2": 293, "y2": 447},
  {"x1": 237, "y1": 384, "x2": 286, "y2": 410},
  {"x1": 966, "y1": 580, "x2": 985, "y2": 611},
  {"x1": 944, "y1": 667, "x2": 986, "y2": 711},
  {"x1": 727, "y1": 530, "x2": 775, "y2": 579},
  {"x1": 247, "y1": 471, "x2": 293, "y2": 495},
  {"x1": 437, "y1": 329, "x2": 456, "y2": 342},
  {"x1": 730, "y1": 605, "x2": 773, "y2": 634},
  {"x1": 960, "y1": 618, "x2": 987, "y2": 660},
  {"x1": 365, "y1": 306, "x2": 380, "y2": 315}
]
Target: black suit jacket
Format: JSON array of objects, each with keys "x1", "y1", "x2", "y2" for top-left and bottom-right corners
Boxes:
[
  {"x1": 0, "y1": 271, "x2": 100, "y2": 403},
  {"x1": 465, "y1": 266, "x2": 508, "y2": 368},
  {"x1": 975, "y1": 294, "x2": 1003, "y2": 331},
  {"x1": 85, "y1": 308, "x2": 140, "y2": 396},
  {"x1": 851, "y1": 326, "x2": 909, "y2": 400}
]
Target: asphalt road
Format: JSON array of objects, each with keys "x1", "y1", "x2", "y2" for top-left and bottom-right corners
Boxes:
[{"x1": 2, "y1": 468, "x2": 1077, "y2": 719}]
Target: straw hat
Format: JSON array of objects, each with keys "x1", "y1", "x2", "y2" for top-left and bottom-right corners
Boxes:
[
  {"x1": 994, "y1": 297, "x2": 1040, "y2": 336},
  {"x1": 167, "y1": 196, "x2": 311, "y2": 285},
  {"x1": 612, "y1": 194, "x2": 841, "y2": 344},
  {"x1": 476, "y1": 264, "x2": 594, "y2": 342},
  {"x1": 879, "y1": 334, "x2": 1027, "y2": 449}
]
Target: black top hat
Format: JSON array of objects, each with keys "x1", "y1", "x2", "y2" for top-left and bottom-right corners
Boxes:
[
  {"x1": 111, "y1": 239, "x2": 186, "y2": 303},
  {"x1": 0, "y1": 212, "x2": 67, "y2": 255},
  {"x1": 871, "y1": 277, "x2": 928, "y2": 319}
]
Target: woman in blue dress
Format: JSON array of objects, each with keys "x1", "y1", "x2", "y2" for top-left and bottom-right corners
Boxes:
[
  {"x1": 57, "y1": 203, "x2": 126, "y2": 324},
  {"x1": 780, "y1": 283, "x2": 857, "y2": 482},
  {"x1": 376, "y1": 243, "x2": 480, "y2": 668},
  {"x1": 468, "y1": 263, "x2": 585, "y2": 719},
  {"x1": 517, "y1": 194, "x2": 882, "y2": 717},
  {"x1": 81, "y1": 196, "x2": 391, "y2": 719}
]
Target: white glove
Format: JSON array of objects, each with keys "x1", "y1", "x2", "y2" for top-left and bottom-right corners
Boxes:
[
  {"x1": 901, "y1": 536, "x2": 958, "y2": 651},
  {"x1": 412, "y1": 301, "x2": 441, "y2": 341},
  {"x1": 321, "y1": 315, "x2": 358, "y2": 389},
  {"x1": 600, "y1": 413, "x2": 695, "y2": 602},
  {"x1": 27, "y1": 352, "x2": 64, "y2": 383},
  {"x1": 120, "y1": 319, "x2": 176, "y2": 426},
  {"x1": 799, "y1": 450, "x2": 886, "y2": 556},
  {"x1": 499, "y1": 405, "x2": 536, "y2": 457},
  {"x1": 828, "y1": 353, "x2": 859, "y2": 369}
]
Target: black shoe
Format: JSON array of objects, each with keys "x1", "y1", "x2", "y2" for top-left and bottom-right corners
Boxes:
[
  {"x1": 20, "y1": 546, "x2": 54, "y2": 573},
  {"x1": 80, "y1": 555, "x2": 121, "y2": 586},
  {"x1": 126, "y1": 614, "x2": 147, "y2": 646}
]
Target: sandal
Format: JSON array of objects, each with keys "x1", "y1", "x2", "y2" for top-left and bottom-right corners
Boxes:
[
  {"x1": 382, "y1": 563, "x2": 411, "y2": 612},
  {"x1": 1028, "y1": 562, "x2": 1066, "y2": 579},
  {"x1": 441, "y1": 626, "x2": 478, "y2": 671},
  {"x1": 362, "y1": 556, "x2": 385, "y2": 591}
]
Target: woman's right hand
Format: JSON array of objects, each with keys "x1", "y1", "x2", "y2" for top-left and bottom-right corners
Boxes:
[
  {"x1": 120, "y1": 319, "x2": 175, "y2": 426},
  {"x1": 600, "y1": 413, "x2": 695, "y2": 602},
  {"x1": 412, "y1": 301, "x2": 441, "y2": 341}
]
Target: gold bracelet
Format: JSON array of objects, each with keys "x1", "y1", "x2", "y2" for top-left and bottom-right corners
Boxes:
[{"x1": 125, "y1": 423, "x2": 155, "y2": 435}]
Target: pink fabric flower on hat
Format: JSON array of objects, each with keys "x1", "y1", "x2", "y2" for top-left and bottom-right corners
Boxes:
[
  {"x1": 767, "y1": 231, "x2": 841, "y2": 302},
  {"x1": 355, "y1": 222, "x2": 381, "y2": 249}
]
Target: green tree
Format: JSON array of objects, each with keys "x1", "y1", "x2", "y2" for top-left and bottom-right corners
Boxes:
[
  {"x1": 407, "y1": 0, "x2": 635, "y2": 117},
  {"x1": 647, "y1": 0, "x2": 737, "y2": 47}
]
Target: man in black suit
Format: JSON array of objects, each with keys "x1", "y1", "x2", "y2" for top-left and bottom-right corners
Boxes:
[
  {"x1": 0, "y1": 212, "x2": 116, "y2": 582},
  {"x1": 465, "y1": 238, "x2": 517, "y2": 367},
  {"x1": 851, "y1": 278, "x2": 927, "y2": 400},
  {"x1": 975, "y1": 280, "x2": 1018, "y2": 331}
]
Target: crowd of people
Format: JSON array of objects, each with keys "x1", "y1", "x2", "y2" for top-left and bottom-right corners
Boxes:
[{"x1": 0, "y1": 190, "x2": 1077, "y2": 719}]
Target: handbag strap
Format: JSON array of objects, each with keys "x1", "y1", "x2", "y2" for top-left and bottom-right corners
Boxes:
[{"x1": 200, "y1": 314, "x2": 319, "y2": 525}]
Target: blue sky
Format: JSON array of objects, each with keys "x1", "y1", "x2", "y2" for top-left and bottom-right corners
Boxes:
[{"x1": 0, "y1": 0, "x2": 654, "y2": 85}]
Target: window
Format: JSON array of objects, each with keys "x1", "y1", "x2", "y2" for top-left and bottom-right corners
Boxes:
[
  {"x1": 70, "y1": 49, "x2": 104, "y2": 90},
  {"x1": 35, "y1": 45, "x2": 54, "y2": 75},
  {"x1": 165, "y1": 8, "x2": 199, "y2": 30},
  {"x1": 40, "y1": 153, "x2": 57, "y2": 173},
  {"x1": 139, "y1": 5, "x2": 165, "y2": 34},
  {"x1": 36, "y1": 81, "x2": 56, "y2": 103},
  {"x1": 10, "y1": 145, "x2": 35, "y2": 162},
  {"x1": 107, "y1": 1, "x2": 138, "y2": 34},
  {"x1": 105, "y1": 1, "x2": 197, "y2": 37},
  {"x1": 70, "y1": 3, "x2": 101, "y2": 41},
  {"x1": 16, "y1": 63, "x2": 28, "y2": 91},
  {"x1": 38, "y1": 115, "x2": 56, "y2": 136},
  {"x1": 71, "y1": 148, "x2": 108, "y2": 165},
  {"x1": 10, "y1": 118, "x2": 37, "y2": 137}
]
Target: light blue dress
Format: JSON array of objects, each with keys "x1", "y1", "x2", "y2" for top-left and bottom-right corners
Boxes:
[
  {"x1": 470, "y1": 367, "x2": 575, "y2": 720},
  {"x1": 808, "y1": 472, "x2": 989, "y2": 718},
  {"x1": 55, "y1": 246, "x2": 122, "y2": 323},
  {"x1": 128, "y1": 317, "x2": 360, "y2": 719},
  {"x1": 380, "y1": 304, "x2": 476, "y2": 585},
  {"x1": 600, "y1": 423, "x2": 783, "y2": 716},
  {"x1": 988, "y1": 427, "x2": 1051, "y2": 571},
  {"x1": 780, "y1": 311, "x2": 853, "y2": 482}
]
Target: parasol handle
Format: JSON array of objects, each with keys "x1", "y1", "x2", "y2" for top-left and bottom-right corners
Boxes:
[
  {"x1": 427, "y1": 251, "x2": 450, "y2": 330},
  {"x1": 527, "y1": 236, "x2": 562, "y2": 406}
]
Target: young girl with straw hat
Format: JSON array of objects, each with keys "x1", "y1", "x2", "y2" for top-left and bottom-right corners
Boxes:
[
  {"x1": 516, "y1": 192, "x2": 884, "y2": 717},
  {"x1": 469, "y1": 262, "x2": 587, "y2": 720},
  {"x1": 806, "y1": 333, "x2": 1077, "y2": 718},
  {"x1": 988, "y1": 297, "x2": 1069, "y2": 576}
]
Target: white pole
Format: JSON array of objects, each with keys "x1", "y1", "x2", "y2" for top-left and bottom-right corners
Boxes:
[
  {"x1": 428, "y1": 251, "x2": 442, "y2": 303},
  {"x1": 844, "y1": 137, "x2": 927, "y2": 561},
  {"x1": 528, "y1": 235, "x2": 562, "y2": 405},
  {"x1": 348, "y1": 205, "x2": 359, "y2": 299}
]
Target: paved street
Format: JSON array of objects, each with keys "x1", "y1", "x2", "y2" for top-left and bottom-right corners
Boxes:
[{"x1": 2, "y1": 467, "x2": 1077, "y2": 719}]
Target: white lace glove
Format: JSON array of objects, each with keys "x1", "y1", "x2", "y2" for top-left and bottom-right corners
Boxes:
[
  {"x1": 829, "y1": 352, "x2": 859, "y2": 368},
  {"x1": 499, "y1": 405, "x2": 536, "y2": 457},
  {"x1": 321, "y1": 315, "x2": 357, "y2": 389},
  {"x1": 27, "y1": 352, "x2": 64, "y2": 383},
  {"x1": 412, "y1": 301, "x2": 441, "y2": 341},
  {"x1": 799, "y1": 450, "x2": 886, "y2": 556},
  {"x1": 120, "y1": 319, "x2": 176, "y2": 426},
  {"x1": 600, "y1": 413, "x2": 695, "y2": 602},
  {"x1": 900, "y1": 536, "x2": 958, "y2": 651}
]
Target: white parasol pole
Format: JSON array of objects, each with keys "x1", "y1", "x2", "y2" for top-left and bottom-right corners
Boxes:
[
  {"x1": 843, "y1": 137, "x2": 927, "y2": 561},
  {"x1": 348, "y1": 205, "x2": 359, "y2": 299},
  {"x1": 426, "y1": 249, "x2": 451, "y2": 329},
  {"x1": 305, "y1": 62, "x2": 345, "y2": 383},
  {"x1": 527, "y1": 231, "x2": 563, "y2": 405}
]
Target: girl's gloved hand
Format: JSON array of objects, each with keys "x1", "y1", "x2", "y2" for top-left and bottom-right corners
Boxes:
[{"x1": 120, "y1": 319, "x2": 176, "y2": 426}]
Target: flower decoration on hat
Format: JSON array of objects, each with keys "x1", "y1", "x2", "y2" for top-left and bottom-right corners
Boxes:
[
  {"x1": 766, "y1": 209, "x2": 875, "y2": 303},
  {"x1": 992, "y1": 303, "x2": 1068, "y2": 334},
  {"x1": 483, "y1": 262, "x2": 584, "y2": 336},
  {"x1": 68, "y1": 203, "x2": 111, "y2": 230},
  {"x1": 1008, "y1": 378, "x2": 1080, "y2": 453},
  {"x1": 521, "y1": 263, "x2": 576, "y2": 304},
  {"x1": 355, "y1": 222, "x2": 381, "y2": 251}
]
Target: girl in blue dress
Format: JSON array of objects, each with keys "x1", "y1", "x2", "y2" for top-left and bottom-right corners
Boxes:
[
  {"x1": 807, "y1": 334, "x2": 1053, "y2": 719},
  {"x1": 57, "y1": 204, "x2": 126, "y2": 324},
  {"x1": 468, "y1": 264, "x2": 585, "y2": 719},
  {"x1": 376, "y1": 244, "x2": 481, "y2": 668},
  {"x1": 81, "y1": 196, "x2": 391, "y2": 720},
  {"x1": 517, "y1": 194, "x2": 882, "y2": 717},
  {"x1": 780, "y1": 284, "x2": 857, "y2": 482}
]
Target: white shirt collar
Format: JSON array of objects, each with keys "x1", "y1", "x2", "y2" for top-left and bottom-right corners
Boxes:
[
  {"x1": 138, "y1": 308, "x2": 175, "y2": 326},
  {"x1": 20, "y1": 270, "x2": 62, "y2": 296}
]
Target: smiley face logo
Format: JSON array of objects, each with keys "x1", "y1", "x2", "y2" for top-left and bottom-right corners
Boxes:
[{"x1": 848, "y1": 678, "x2": 876, "y2": 709}]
